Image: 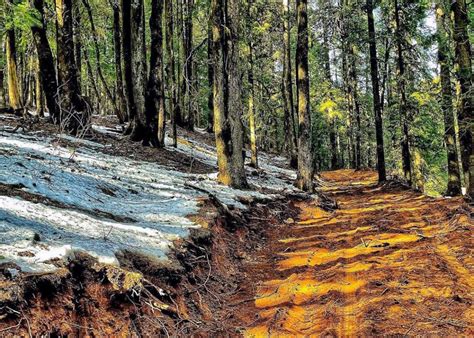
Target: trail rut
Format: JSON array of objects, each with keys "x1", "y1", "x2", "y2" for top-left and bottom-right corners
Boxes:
[{"x1": 234, "y1": 170, "x2": 473, "y2": 337}]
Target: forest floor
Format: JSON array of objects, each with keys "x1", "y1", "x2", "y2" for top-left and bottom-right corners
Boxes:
[
  {"x1": 231, "y1": 170, "x2": 474, "y2": 336},
  {"x1": 0, "y1": 114, "x2": 473, "y2": 336}
]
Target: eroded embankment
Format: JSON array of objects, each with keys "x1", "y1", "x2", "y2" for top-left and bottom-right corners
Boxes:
[
  {"x1": 0, "y1": 194, "x2": 300, "y2": 336},
  {"x1": 232, "y1": 170, "x2": 473, "y2": 337}
]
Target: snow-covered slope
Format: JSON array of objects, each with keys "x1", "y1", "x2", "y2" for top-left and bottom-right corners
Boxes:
[{"x1": 0, "y1": 127, "x2": 297, "y2": 273}]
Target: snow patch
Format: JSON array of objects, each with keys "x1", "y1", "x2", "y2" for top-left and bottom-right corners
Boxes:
[{"x1": 0, "y1": 129, "x2": 297, "y2": 272}]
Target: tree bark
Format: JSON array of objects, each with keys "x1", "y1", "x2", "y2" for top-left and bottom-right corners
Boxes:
[
  {"x1": 145, "y1": 0, "x2": 166, "y2": 148},
  {"x1": 165, "y1": 0, "x2": 178, "y2": 146},
  {"x1": 211, "y1": 0, "x2": 247, "y2": 188},
  {"x1": 182, "y1": 0, "x2": 194, "y2": 131},
  {"x1": 366, "y1": 0, "x2": 386, "y2": 182},
  {"x1": 35, "y1": 56, "x2": 44, "y2": 117},
  {"x1": 436, "y1": 2, "x2": 461, "y2": 196},
  {"x1": 206, "y1": 13, "x2": 214, "y2": 133},
  {"x1": 111, "y1": 0, "x2": 127, "y2": 123},
  {"x1": 349, "y1": 45, "x2": 362, "y2": 170},
  {"x1": 73, "y1": 0, "x2": 81, "y2": 94},
  {"x1": 282, "y1": 0, "x2": 298, "y2": 168},
  {"x1": 226, "y1": 0, "x2": 248, "y2": 187},
  {"x1": 451, "y1": 0, "x2": 474, "y2": 198},
  {"x1": 5, "y1": 0, "x2": 22, "y2": 112},
  {"x1": 394, "y1": 0, "x2": 412, "y2": 185},
  {"x1": 295, "y1": 0, "x2": 313, "y2": 192},
  {"x1": 0, "y1": 68, "x2": 5, "y2": 108},
  {"x1": 247, "y1": 0, "x2": 258, "y2": 168},
  {"x1": 123, "y1": 0, "x2": 147, "y2": 141},
  {"x1": 31, "y1": 0, "x2": 59, "y2": 123},
  {"x1": 56, "y1": 0, "x2": 86, "y2": 134},
  {"x1": 121, "y1": 0, "x2": 135, "y2": 125}
]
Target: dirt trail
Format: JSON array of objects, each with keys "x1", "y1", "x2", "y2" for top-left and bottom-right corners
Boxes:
[{"x1": 234, "y1": 170, "x2": 473, "y2": 337}]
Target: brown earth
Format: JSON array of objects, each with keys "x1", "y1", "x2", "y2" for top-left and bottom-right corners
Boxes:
[
  {"x1": 231, "y1": 169, "x2": 473, "y2": 337},
  {"x1": 1, "y1": 116, "x2": 473, "y2": 336}
]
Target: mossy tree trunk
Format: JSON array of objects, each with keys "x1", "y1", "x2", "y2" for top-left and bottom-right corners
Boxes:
[{"x1": 211, "y1": 0, "x2": 248, "y2": 188}]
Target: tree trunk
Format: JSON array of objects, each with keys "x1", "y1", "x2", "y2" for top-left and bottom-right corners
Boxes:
[
  {"x1": 165, "y1": 0, "x2": 178, "y2": 146},
  {"x1": 247, "y1": 0, "x2": 258, "y2": 168},
  {"x1": 295, "y1": 0, "x2": 313, "y2": 192},
  {"x1": 35, "y1": 57, "x2": 44, "y2": 117},
  {"x1": 111, "y1": 0, "x2": 127, "y2": 123},
  {"x1": 206, "y1": 14, "x2": 214, "y2": 133},
  {"x1": 73, "y1": 0, "x2": 81, "y2": 94},
  {"x1": 182, "y1": 0, "x2": 194, "y2": 130},
  {"x1": 451, "y1": 0, "x2": 474, "y2": 198},
  {"x1": 123, "y1": 0, "x2": 147, "y2": 141},
  {"x1": 349, "y1": 46, "x2": 362, "y2": 170},
  {"x1": 0, "y1": 68, "x2": 5, "y2": 108},
  {"x1": 436, "y1": 2, "x2": 461, "y2": 196},
  {"x1": 282, "y1": 0, "x2": 298, "y2": 168},
  {"x1": 56, "y1": 0, "x2": 86, "y2": 134},
  {"x1": 226, "y1": 0, "x2": 248, "y2": 187},
  {"x1": 248, "y1": 43, "x2": 258, "y2": 168},
  {"x1": 145, "y1": 0, "x2": 166, "y2": 148},
  {"x1": 31, "y1": 0, "x2": 59, "y2": 123},
  {"x1": 211, "y1": 0, "x2": 247, "y2": 188},
  {"x1": 177, "y1": 0, "x2": 185, "y2": 128},
  {"x1": 366, "y1": 0, "x2": 386, "y2": 182},
  {"x1": 330, "y1": 120, "x2": 338, "y2": 169},
  {"x1": 121, "y1": 0, "x2": 135, "y2": 125},
  {"x1": 5, "y1": 2, "x2": 22, "y2": 112},
  {"x1": 394, "y1": 0, "x2": 412, "y2": 185}
]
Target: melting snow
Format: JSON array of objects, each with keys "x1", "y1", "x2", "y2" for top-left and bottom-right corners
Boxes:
[{"x1": 0, "y1": 128, "x2": 297, "y2": 272}]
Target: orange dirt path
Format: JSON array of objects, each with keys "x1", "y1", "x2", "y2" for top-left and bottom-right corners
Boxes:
[{"x1": 239, "y1": 170, "x2": 473, "y2": 337}]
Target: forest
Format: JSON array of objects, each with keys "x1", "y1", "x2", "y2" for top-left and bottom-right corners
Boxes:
[{"x1": 0, "y1": 0, "x2": 473, "y2": 336}]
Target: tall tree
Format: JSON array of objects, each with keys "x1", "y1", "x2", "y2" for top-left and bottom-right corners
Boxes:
[
  {"x1": 394, "y1": 0, "x2": 412, "y2": 185},
  {"x1": 5, "y1": 0, "x2": 22, "y2": 112},
  {"x1": 282, "y1": 0, "x2": 298, "y2": 168},
  {"x1": 247, "y1": 0, "x2": 258, "y2": 168},
  {"x1": 73, "y1": 0, "x2": 81, "y2": 94},
  {"x1": 111, "y1": 0, "x2": 127, "y2": 122},
  {"x1": 145, "y1": 0, "x2": 166, "y2": 147},
  {"x1": 295, "y1": 0, "x2": 313, "y2": 191},
  {"x1": 182, "y1": 0, "x2": 194, "y2": 130},
  {"x1": 31, "y1": 0, "x2": 60, "y2": 123},
  {"x1": 436, "y1": 1, "x2": 461, "y2": 196},
  {"x1": 211, "y1": 0, "x2": 247, "y2": 188},
  {"x1": 56, "y1": 0, "x2": 86, "y2": 134},
  {"x1": 451, "y1": 0, "x2": 473, "y2": 197},
  {"x1": 165, "y1": 0, "x2": 178, "y2": 146},
  {"x1": 34, "y1": 56, "x2": 44, "y2": 117},
  {"x1": 123, "y1": 0, "x2": 147, "y2": 141},
  {"x1": 206, "y1": 12, "x2": 214, "y2": 133},
  {"x1": 366, "y1": 0, "x2": 386, "y2": 182},
  {"x1": 31, "y1": 0, "x2": 59, "y2": 123}
]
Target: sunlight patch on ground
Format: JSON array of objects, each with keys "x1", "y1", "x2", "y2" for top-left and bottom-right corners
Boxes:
[{"x1": 245, "y1": 170, "x2": 473, "y2": 336}]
